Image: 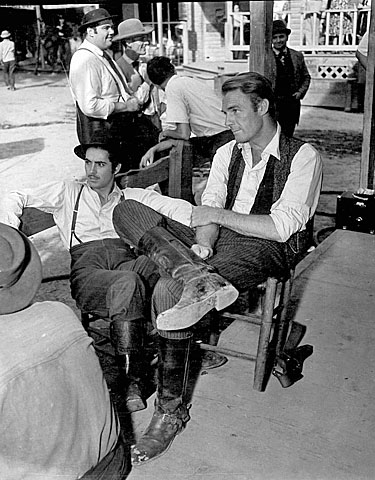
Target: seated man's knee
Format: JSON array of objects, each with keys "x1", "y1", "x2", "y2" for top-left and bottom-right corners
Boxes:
[{"x1": 107, "y1": 272, "x2": 147, "y2": 319}]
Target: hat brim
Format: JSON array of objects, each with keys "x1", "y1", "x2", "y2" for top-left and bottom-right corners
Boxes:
[
  {"x1": 113, "y1": 25, "x2": 154, "y2": 42},
  {"x1": 0, "y1": 230, "x2": 42, "y2": 315},
  {"x1": 1, "y1": 34, "x2": 10, "y2": 39},
  {"x1": 78, "y1": 14, "x2": 117, "y2": 33}
]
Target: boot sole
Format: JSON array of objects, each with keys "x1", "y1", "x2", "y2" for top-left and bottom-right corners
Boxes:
[{"x1": 156, "y1": 284, "x2": 239, "y2": 331}]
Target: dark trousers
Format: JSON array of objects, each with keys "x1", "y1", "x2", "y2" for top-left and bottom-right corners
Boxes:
[
  {"x1": 113, "y1": 200, "x2": 289, "y2": 302},
  {"x1": 70, "y1": 239, "x2": 159, "y2": 321},
  {"x1": 190, "y1": 129, "x2": 235, "y2": 167},
  {"x1": 76, "y1": 107, "x2": 159, "y2": 172},
  {"x1": 275, "y1": 97, "x2": 301, "y2": 138},
  {"x1": 3, "y1": 60, "x2": 16, "y2": 88},
  {"x1": 70, "y1": 238, "x2": 188, "y2": 340},
  {"x1": 81, "y1": 435, "x2": 130, "y2": 480}
]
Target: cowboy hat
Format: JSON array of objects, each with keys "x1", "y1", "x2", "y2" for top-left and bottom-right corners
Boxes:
[
  {"x1": 1, "y1": 30, "x2": 11, "y2": 39},
  {"x1": 113, "y1": 18, "x2": 154, "y2": 42},
  {"x1": 0, "y1": 223, "x2": 42, "y2": 315},
  {"x1": 79, "y1": 8, "x2": 117, "y2": 33},
  {"x1": 272, "y1": 20, "x2": 291, "y2": 36}
]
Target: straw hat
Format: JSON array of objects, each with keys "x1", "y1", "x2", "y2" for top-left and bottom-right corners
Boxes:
[
  {"x1": 1, "y1": 30, "x2": 11, "y2": 39},
  {"x1": 272, "y1": 20, "x2": 291, "y2": 36},
  {"x1": 0, "y1": 223, "x2": 42, "y2": 315},
  {"x1": 79, "y1": 8, "x2": 117, "y2": 33},
  {"x1": 113, "y1": 18, "x2": 154, "y2": 42}
]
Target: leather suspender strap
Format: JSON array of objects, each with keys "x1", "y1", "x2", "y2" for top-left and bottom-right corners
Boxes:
[
  {"x1": 79, "y1": 47, "x2": 131, "y2": 100},
  {"x1": 69, "y1": 185, "x2": 85, "y2": 249}
]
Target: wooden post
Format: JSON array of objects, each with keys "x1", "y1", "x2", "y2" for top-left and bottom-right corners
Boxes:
[
  {"x1": 157, "y1": 3, "x2": 164, "y2": 56},
  {"x1": 360, "y1": 5, "x2": 375, "y2": 189},
  {"x1": 248, "y1": 1, "x2": 274, "y2": 78}
]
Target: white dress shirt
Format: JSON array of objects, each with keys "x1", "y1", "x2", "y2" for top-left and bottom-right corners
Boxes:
[
  {"x1": 201, "y1": 125, "x2": 322, "y2": 242},
  {"x1": 0, "y1": 38, "x2": 15, "y2": 63},
  {"x1": 0, "y1": 181, "x2": 193, "y2": 250},
  {"x1": 69, "y1": 40, "x2": 132, "y2": 119}
]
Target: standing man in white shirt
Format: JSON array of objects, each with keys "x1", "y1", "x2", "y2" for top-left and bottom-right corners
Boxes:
[
  {"x1": 69, "y1": 8, "x2": 159, "y2": 171},
  {"x1": 0, "y1": 30, "x2": 16, "y2": 91},
  {"x1": 113, "y1": 71, "x2": 322, "y2": 466}
]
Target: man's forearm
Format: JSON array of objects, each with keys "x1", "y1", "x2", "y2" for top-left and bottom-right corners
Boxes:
[{"x1": 216, "y1": 209, "x2": 281, "y2": 241}]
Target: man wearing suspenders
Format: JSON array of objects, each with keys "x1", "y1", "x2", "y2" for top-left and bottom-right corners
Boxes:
[
  {"x1": 69, "y1": 8, "x2": 159, "y2": 171},
  {"x1": 1, "y1": 141, "x2": 238, "y2": 467}
]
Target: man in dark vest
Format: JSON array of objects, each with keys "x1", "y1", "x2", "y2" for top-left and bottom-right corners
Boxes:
[
  {"x1": 270, "y1": 20, "x2": 311, "y2": 137},
  {"x1": 112, "y1": 72, "x2": 322, "y2": 466}
]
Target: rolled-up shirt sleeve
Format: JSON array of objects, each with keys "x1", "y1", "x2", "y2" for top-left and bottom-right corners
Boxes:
[
  {"x1": 270, "y1": 143, "x2": 322, "y2": 241},
  {"x1": 123, "y1": 187, "x2": 193, "y2": 226},
  {"x1": 200, "y1": 141, "x2": 233, "y2": 209},
  {"x1": 0, "y1": 182, "x2": 66, "y2": 229}
]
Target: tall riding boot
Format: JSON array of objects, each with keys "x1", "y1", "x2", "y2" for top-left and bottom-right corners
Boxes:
[
  {"x1": 110, "y1": 318, "x2": 147, "y2": 413},
  {"x1": 139, "y1": 226, "x2": 239, "y2": 330},
  {"x1": 131, "y1": 336, "x2": 192, "y2": 466}
]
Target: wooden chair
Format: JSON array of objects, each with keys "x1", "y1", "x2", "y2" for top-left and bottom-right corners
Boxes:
[
  {"x1": 19, "y1": 140, "x2": 309, "y2": 392},
  {"x1": 198, "y1": 272, "x2": 295, "y2": 392}
]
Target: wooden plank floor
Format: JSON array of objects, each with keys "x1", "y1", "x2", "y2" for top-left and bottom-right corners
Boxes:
[{"x1": 128, "y1": 230, "x2": 375, "y2": 480}]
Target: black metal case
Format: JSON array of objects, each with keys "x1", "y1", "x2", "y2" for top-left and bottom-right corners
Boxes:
[{"x1": 336, "y1": 191, "x2": 375, "y2": 234}]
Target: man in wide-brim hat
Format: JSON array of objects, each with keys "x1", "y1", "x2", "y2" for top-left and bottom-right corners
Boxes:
[
  {"x1": 0, "y1": 29, "x2": 16, "y2": 90},
  {"x1": 0, "y1": 222, "x2": 130, "y2": 477},
  {"x1": 69, "y1": 8, "x2": 159, "y2": 171},
  {"x1": 269, "y1": 19, "x2": 311, "y2": 137},
  {"x1": 112, "y1": 19, "x2": 160, "y2": 129}
]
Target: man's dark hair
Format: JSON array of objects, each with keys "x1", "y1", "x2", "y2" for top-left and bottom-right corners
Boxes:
[
  {"x1": 222, "y1": 72, "x2": 276, "y2": 118},
  {"x1": 85, "y1": 144, "x2": 121, "y2": 173},
  {"x1": 147, "y1": 56, "x2": 175, "y2": 86}
]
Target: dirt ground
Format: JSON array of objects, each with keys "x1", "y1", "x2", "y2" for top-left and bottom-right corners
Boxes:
[{"x1": 0, "y1": 69, "x2": 364, "y2": 416}]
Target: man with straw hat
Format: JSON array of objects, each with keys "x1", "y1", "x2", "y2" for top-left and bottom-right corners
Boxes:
[
  {"x1": 0, "y1": 30, "x2": 16, "y2": 90},
  {"x1": 113, "y1": 18, "x2": 162, "y2": 131},
  {"x1": 69, "y1": 8, "x2": 159, "y2": 171},
  {"x1": 0, "y1": 223, "x2": 130, "y2": 478}
]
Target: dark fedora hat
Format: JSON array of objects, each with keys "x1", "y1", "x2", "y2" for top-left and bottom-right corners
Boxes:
[
  {"x1": 272, "y1": 20, "x2": 291, "y2": 36},
  {"x1": 0, "y1": 223, "x2": 42, "y2": 315},
  {"x1": 79, "y1": 8, "x2": 117, "y2": 33}
]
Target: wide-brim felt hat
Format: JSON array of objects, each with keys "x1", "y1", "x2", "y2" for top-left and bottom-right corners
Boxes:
[
  {"x1": 0, "y1": 223, "x2": 42, "y2": 315},
  {"x1": 1, "y1": 30, "x2": 11, "y2": 39},
  {"x1": 113, "y1": 18, "x2": 154, "y2": 42},
  {"x1": 79, "y1": 8, "x2": 117, "y2": 33},
  {"x1": 272, "y1": 20, "x2": 291, "y2": 36}
]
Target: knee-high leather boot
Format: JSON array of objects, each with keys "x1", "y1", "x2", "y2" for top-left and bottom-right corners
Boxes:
[
  {"x1": 131, "y1": 336, "x2": 192, "y2": 466},
  {"x1": 110, "y1": 317, "x2": 147, "y2": 413},
  {"x1": 139, "y1": 226, "x2": 239, "y2": 330}
]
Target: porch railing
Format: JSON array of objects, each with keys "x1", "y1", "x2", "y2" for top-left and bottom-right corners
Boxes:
[{"x1": 229, "y1": 5, "x2": 370, "y2": 58}]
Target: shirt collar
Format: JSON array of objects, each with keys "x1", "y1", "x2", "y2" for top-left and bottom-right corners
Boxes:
[
  {"x1": 236, "y1": 123, "x2": 281, "y2": 162},
  {"x1": 81, "y1": 39, "x2": 106, "y2": 57},
  {"x1": 84, "y1": 180, "x2": 124, "y2": 200},
  {"x1": 273, "y1": 46, "x2": 287, "y2": 56}
]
